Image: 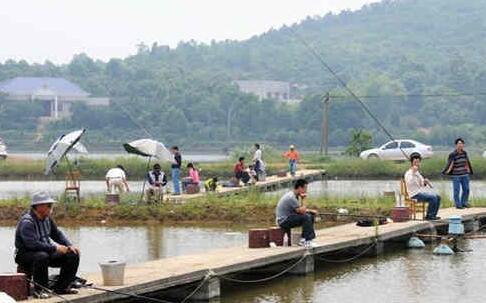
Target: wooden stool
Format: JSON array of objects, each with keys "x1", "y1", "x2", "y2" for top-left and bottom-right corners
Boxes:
[
  {"x1": 65, "y1": 170, "x2": 81, "y2": 203},
  {"x1": 1, "y1": 273, "x2": 29, "y2": 300},
  {"x1": 391, "y1": 207, "x2": 411, "y2": 222},
  {"x1": 186, "y1": 184, "x2": 200, "y2": 195},
  {"x1": 248, "y1": 229, "x2": 270, "y2": 248},
  {"x1": 105, "y1": 193, "x2": 120, "y2": 205},
  {"x1": 400, "y1": 178, "x2": 426, "y2": 220},
  {"x1": 268, "y1": 227, "x2": 291, "y2": 246}
]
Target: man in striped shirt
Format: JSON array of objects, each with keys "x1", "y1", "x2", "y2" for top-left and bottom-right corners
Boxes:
[{"x1": 443, "y1": 138, "x2": 473, "y2": 209}]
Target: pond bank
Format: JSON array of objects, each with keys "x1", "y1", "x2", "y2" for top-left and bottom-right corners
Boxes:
[
  {"x1": 2, "y1": 155, "x2": 486, "y2": 180},
  {"x1": 2, "y1": 191, "x2": 485, "y2": 226}
]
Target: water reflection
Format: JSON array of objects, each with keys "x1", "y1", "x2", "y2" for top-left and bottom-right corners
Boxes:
[
  {"x1": 5, "y1": 179, "x2": 486, "y2": 200},
  {"x1": 0, "y1": 225, "x2": 246, "y2": 273},
  {"x1": 221, "y1": 238, "x2": 486, "y2": 303}
]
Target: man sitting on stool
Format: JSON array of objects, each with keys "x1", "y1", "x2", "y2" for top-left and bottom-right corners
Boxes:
[
  {"x1": 275, "y1": 179, "x2": 318, "y2": 248},
  {"x1": 405, "y1": 154, "x2": 441, "y2": 220},
  {"x1": 15, "y1": 191, "x2": 80, "y2": 299},
  {"x1": 146, "y1": 163, "x2": 167, "y2": 202}
]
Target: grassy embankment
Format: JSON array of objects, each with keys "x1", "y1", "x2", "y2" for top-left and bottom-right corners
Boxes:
[
  {"x1": 1, "y1": 154, "x2": 486, "y2": 225},
  {"x1": 304, "y1": 155, "x2": 486, "y2": 179},
  {"x1": 0, "y1": 155, "x2": 288, "y2": 180},
  {"x1": 2, "y1": 189, "x2": 486, "y2": 226},
  {"x1": 2, "y1": 154, "x2": 486, "y2": 180}
]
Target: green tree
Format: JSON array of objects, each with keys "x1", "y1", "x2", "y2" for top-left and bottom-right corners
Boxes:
[{"x1": 345, "y1": 129, "x2": 373, "y2": 157}]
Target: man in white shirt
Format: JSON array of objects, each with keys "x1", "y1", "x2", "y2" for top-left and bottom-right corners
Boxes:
[
  {"x1": 404, "y1": 154, "x2": 441, "y2": 220},
  {"x1": 253, "y1": 143, "x2": 265, "y2": 180},
  {"x1": 105, "y1": 165, "x2": 130, "y2": 194}
]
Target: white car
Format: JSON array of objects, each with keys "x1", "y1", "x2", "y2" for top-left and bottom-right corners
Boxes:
[
  {"x1": 360, "y1": 139, "x2": 433, "y2": 160},
  {"x1": 0, "y1": 138, "x2": 7, "y2": 160}
]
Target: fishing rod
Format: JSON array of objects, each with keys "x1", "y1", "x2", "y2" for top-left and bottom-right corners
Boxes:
[
  {"x1": 289, "y1": 28, "x2": 411, "y2": 160},
  {"x1": 317, "y1": 212, "x2": 388, "y2": 220}
]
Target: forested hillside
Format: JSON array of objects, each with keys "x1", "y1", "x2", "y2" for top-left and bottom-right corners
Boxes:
[{"x1": 1, "y1": 0, "x2": 486, "y2": 150}]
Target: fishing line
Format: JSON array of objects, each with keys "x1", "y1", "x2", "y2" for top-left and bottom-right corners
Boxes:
[
  {"x1": 110, "y1": 99, "x2": 154, "y2": 139},
  {"x1": 290, "y1": 28, "x2": 412, "y2": 159}
]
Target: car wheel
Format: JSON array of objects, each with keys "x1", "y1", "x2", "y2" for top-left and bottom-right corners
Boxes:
[{"x1": 367, "y1": 154, "x2": 379, "y2": 159}]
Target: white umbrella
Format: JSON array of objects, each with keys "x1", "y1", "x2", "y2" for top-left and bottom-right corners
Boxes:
[
  {"x1": 123, "y1": 138, "x2": 174, "y2": 203},
  {"x1": 45, "y1": 129, "x2": 86, "y2": 175},
  {"x1": 123, "y1": 139, "x2": 173, "y2": 162},
  {"x1": 73, "y1": 142, "x2": 88, "y2": 154}
]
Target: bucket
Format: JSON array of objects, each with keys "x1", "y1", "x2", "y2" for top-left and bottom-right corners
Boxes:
[
  {"x1": 105, "y1": 194, "x2": 120, "y2": 205},
  {"x1": 448, "y1": 215, "x2": 464, "y2": 235},
  {"x1": 99, "y1": 260, "x2": 126, "y2": 286}
]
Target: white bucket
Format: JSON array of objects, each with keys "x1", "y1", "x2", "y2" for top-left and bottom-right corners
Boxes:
[{"x1": 99, "y1": 260, "x2": 126, "y2": 286}]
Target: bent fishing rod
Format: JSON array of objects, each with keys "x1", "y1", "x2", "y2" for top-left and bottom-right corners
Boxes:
[{"x1": 289, "y1": 28, "x2": 411, "y2": 161}]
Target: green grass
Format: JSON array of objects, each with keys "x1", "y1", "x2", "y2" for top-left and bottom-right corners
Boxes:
[
  {"x1": 0, "y1": 156, "x2": 288, "y2": 180},
  {"x1": 307, "y1": 155, "x2": 486, "y2": 179},
  {"x1": 3, "y1": 190, "x2": 486, "y2": 224},
  {"x1": 1, "y1": 154, "x2": 485, "y2": 181}
]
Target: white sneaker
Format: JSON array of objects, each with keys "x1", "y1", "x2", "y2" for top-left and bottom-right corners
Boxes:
[
  {"x1": 304, "y1": 240, "x2": 317, "y2": 249},
  {"x1": 298, "y1": 238, "x2": 306, "y2": 246}
]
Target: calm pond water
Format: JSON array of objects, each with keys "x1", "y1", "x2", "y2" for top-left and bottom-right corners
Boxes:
[
  {"x1": 221, "y1": 238, "x2": 486, "y2": 303},
  {"x1": 2, "y1": 222, "x2": 485, "y2": 302},
  {"x1": 0, "y1": 225, "x2": 246, "y2": 273},
  {"x1": 2, "y1": 179, "x2": 486, "y2": 200},
  {"x1": 271, "y1": 179, "x2": 486, "y2": 201}
]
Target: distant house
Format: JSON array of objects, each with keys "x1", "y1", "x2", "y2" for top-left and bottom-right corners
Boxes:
[
  {"x1": 0, "y1": 77, "x2": 109, "y2": 120},
  {"x1": 233, "y1": 80, "x2": 301, "y2": 103}
]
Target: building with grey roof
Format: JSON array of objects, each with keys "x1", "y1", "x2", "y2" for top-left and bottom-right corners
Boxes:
[
  {"x1": 233, "y1": 80, "x2": 301, "y2": 103},
  {"x1": 0, "y1": 77, "x2": 109, "y2": 120}
]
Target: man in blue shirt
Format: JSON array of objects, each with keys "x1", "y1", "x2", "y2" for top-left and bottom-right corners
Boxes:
[
  {"x1": 170, "y1": 146, "x2": 182, "y2": 195},
  {"x1": 15, "y1": 192, "x2": 80, "y2": 299}
]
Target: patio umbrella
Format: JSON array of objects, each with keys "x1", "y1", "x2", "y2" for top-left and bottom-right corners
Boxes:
[
  {"x1": 45, "y1": 129, "x2": 86, "y2": 175},
  {"x1": 123, "y1": 138, "x2": 174, "y2": 203},
  {"x1": 123, "y1": 139, "x2": 173, "y2": 162},
  {"x1": 73, "y1": 142, "x2": 88, "y2": 154}
]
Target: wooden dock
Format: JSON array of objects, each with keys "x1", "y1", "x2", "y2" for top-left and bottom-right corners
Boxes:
[
  {"x1": 167, "y1": 169, "x2": 326, "y2": 202},
  {"x1": 27, "y1": 207, "x2": 486, "y2": 303}
]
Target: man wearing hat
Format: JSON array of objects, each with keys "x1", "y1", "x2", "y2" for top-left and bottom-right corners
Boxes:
[
  {"x1": 14, "y1": 191, "x2": 80, "y2": 299},
  {"x1": 282, "y1": 145, "x2": 300, "y2": 177}
]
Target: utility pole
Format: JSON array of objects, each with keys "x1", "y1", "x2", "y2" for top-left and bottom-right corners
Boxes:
[{"x1": 320, "y1": 92, "x2": 330, "y2": 155}]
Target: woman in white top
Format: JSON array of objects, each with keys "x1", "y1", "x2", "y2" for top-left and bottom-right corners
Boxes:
[{"x1": 404, "y1": 155, "x2": 440, "y2": 220}]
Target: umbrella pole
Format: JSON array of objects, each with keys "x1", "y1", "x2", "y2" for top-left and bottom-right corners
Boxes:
[{"x1": 139, "y1": 156, "x2": 152, "y2": 204}]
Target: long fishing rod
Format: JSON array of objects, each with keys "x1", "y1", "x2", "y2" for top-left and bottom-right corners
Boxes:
[
  {"x1": 290, "y1": 28, "x2": 411, "y2": 160},
  {"x1": 317, "y1": 212, "x2": 388, "y2": 219}
]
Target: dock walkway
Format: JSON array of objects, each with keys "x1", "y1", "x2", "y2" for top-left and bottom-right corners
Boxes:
[
  {"x1": 29, "y1": 207, "x2": 486, "y2": 303},
  {"x1": 166, "y1": 169, "x2": 326, "y2": 202}
]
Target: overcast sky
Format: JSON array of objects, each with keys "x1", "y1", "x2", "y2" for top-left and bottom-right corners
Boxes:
[{"x1": 0, "y1": 0, "x2": 381, "y2": 64}]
